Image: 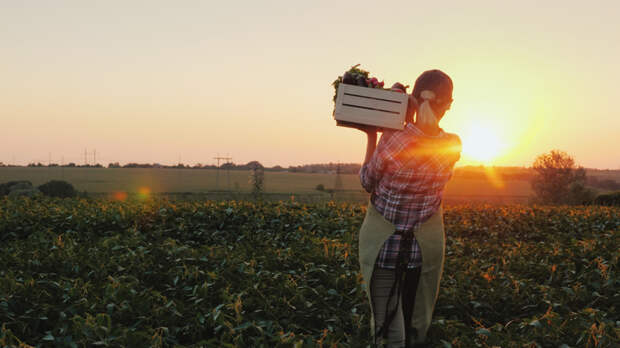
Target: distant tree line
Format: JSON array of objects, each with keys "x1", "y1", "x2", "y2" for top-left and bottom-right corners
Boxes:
[
  {"x1": 25, "y1": 162, "x2": 105, "y2": 168},
  {"x1": 0, "y1": 161, "x2": 363, "y2": 174},
  {"x1": 287, "y1": 163, "x2": 362, "y2": 174}
]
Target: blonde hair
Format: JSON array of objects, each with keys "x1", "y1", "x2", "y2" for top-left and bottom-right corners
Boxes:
[{"x1": 416, "y1": 90, "x2": 438, "y2": 127}]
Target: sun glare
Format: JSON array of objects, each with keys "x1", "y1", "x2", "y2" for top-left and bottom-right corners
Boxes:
[
  {"x1": 112, "y1": 191, "x2": 128, "y2": 201},
  {"x1": 461, "y1": 123, "x2": 504, "y2": 164},
  {"x1": 137, "y1": 186, "x2": 151, "y2": 200}
]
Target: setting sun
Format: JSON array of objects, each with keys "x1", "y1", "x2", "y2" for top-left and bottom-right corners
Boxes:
[{"x1": 460, "y1": 123, "x2": 505, "y2": 164}]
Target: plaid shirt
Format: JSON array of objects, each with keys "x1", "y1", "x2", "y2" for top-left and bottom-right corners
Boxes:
[{"x1": 360, "y1": 123, "x2": 461, "y2": 269}]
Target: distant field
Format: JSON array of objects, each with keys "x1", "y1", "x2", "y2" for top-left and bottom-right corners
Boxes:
[{"x1": 0, "y1": 167, "x2": 534, "y2": 203}]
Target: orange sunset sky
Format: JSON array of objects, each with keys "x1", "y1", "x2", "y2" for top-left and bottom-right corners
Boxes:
[{"x1": 2, "y1": 1, "x2": 619, "y2": 169}]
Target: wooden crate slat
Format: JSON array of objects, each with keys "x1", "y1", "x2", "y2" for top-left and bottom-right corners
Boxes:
[
  {"x1": 336, "y1": 105, "x2": 404, "y2": 129},
  {"x1": 339, "y1": 84, "x2": 407, "y2": 102},
  {"x1": 341, "y1": 94, "x2": 404, "y2": 113}
]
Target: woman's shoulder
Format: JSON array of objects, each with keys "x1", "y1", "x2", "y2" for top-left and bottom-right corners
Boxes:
[
  {"x1": 442, "y1": 131, "x2": 461, "y2": 145},
  {"x1": 441, "y1": 132, "x2": 462, "y2": 157}
]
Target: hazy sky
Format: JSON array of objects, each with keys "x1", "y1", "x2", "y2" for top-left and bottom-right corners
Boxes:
[{"x1": 2, "y1": 1, "x2": 619, "y2": 168}]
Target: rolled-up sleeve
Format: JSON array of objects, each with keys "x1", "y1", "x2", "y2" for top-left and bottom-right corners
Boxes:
[
  {"x1": 359, "y1": 140, "x2": 386, "y2": 193},
  {"x1": 359, "y1": 162, "x2": 378, "y2": 193}
]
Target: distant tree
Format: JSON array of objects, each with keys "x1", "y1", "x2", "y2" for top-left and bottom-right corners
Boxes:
[
  {"x1": 108, "y1": 162, "x2": 121, "y2": 168},
  {"x1": 249, "y1": 162, "x2": 265, "y2": 199},
  {"x1": 3, "y1": 180, "x2": 41, "y2": 198},
  {"x1": 0, "y1": 181, "x2": 34, "y2": 197},
  {"x1": 220, "y1": 162, "x2": 236, "y2": 170},
  {"x1": 531, "y1": 150, "x2": 594, "y2": 204},
  {"x1": 245, "y1": 161, "x2": 262, "y2": 169}
]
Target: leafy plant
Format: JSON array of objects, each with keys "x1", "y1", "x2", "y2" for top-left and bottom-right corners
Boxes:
[
  {"x1": 0, "y1": 197, "x2": 618, "y2": 347},
  {"x1": 37, "y1": 180, "x2": 77, "y2": 198}
]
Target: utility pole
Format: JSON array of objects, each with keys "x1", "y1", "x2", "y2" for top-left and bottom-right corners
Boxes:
[
  {"x1": 334, "y1": 162, "x2": 344, "y2": 200},
  {"x1": 177, "y1": 154, "x2": 182, "y2": 183},
  {"x1": 94, "y1": 149, "x2": 96, "y2": 166},
  {"x1": 61, "y1": 156, "x2": 65, "y2": 180},
  {"x1": 213, "y1": 155, "x2": 232, "y2": 191},
  {"x1": 226, "y1": 153, "x2": 232, "y2": 190},
  {"x1": 84, "y1": 148, "x2": 88, "y2": 166}
]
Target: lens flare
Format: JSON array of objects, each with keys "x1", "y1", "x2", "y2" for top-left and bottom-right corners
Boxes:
[
  {"x1": 112, "y1": 191, "x2": 128, "y2": 201},
  {"x1": 137, "y1": 186, "x2": 151, "y2": 199},
  {"x1": 483, "y1": 166, "x2": 505, "y2": 189}
]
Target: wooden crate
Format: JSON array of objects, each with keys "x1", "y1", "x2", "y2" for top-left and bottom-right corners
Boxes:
[{"x1": 333, "y1": 84, "x2": 408, "y2": 130}]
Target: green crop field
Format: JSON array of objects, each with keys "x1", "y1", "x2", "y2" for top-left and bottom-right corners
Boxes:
[
  {"x1": 0, "y1": 167, "x2": 534, "y2": 204},
  {"x1": 1, "y1": 196, "x2": 618, "y2": 347}
]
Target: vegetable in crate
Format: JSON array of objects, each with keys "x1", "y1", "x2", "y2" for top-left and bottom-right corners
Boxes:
[
  {"x1": 342, "y1": 71, "x2": 356, "y2": 85},
  {"x1": 332, "y1": 64, "x2": 372, "y2": 102}
]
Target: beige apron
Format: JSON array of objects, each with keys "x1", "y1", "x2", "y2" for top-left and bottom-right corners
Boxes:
[{"x1": 358, "y1": 200, "x2": 445, "y2": 344}]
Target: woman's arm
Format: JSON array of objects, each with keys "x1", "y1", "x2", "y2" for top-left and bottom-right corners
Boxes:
[
  {"x1": 357, "y1": 126, "x2": 382, "y2": 193},
  {"x1": 363, "y1": 131, "x2": 378, "y2": 164}
]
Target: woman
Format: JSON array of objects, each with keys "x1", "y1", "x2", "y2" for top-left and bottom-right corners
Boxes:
[{"x1": 356, "y1": 70, "x2": 461, "y2": 347}]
